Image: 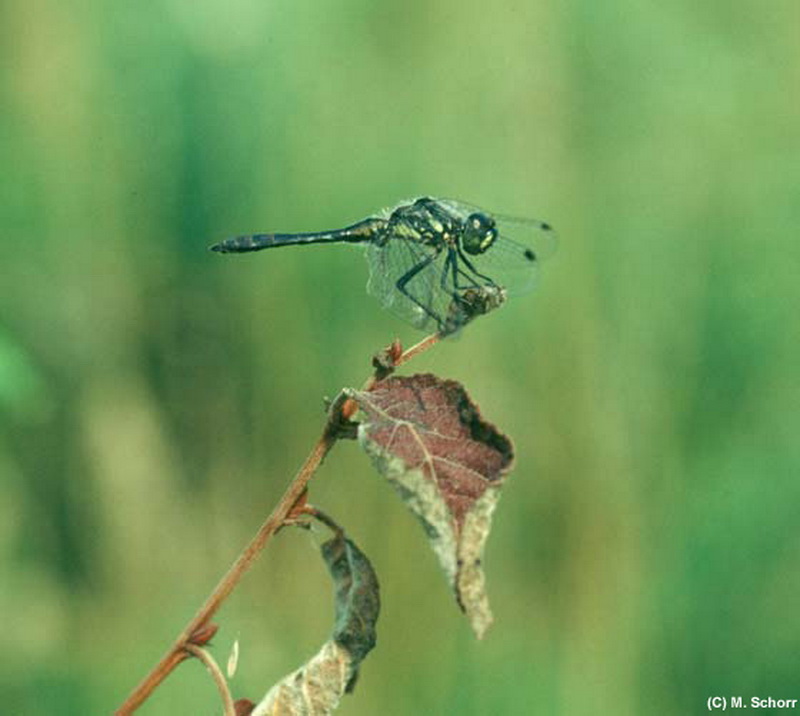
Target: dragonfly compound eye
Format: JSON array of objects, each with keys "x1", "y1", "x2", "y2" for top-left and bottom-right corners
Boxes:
[{"x1": 462, "y1": 213, "x2": 498, "y2": 255}]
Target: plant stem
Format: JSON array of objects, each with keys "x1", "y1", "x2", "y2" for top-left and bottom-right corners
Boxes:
[
  {"x1": 115, "y1": 401, "x2": 344, "y2": 714},
  {"x1": 184, "y1": 644, "x2": 236, "y2": 716},
  {"x1": 342, "y1": 332, "x2": 440, "y2": 420},
  {"x1": 394, "y1": 332, "x2": 440, "y2": 367},
  {"x1": 115, "y1": 334, "x2": 439, "y2": 713}
]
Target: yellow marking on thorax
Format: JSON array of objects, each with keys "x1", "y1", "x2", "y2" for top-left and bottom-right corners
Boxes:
[{"x1": 394, "y1": 223, "x2": 421, "y2": 239}]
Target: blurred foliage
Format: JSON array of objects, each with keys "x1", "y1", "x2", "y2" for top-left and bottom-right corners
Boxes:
[{"x1": 1, "y1": 0, "x2": 798, "y2": 713}]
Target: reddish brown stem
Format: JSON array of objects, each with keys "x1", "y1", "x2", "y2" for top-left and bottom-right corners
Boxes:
[
  {"x1": 115, "y1": 409, "x2": 341, "y2": 714},
  {"x1": 116, "y1": 335, "x2": 438, "y2": 713},
  {"x1": 302, "y1": 504, "x2": 345, "y2": 536},
  {"x1": 184, "y1": 644, "x2": 236, "y2": 716},
  {"x1": 394, "y1": 332, "x2": 440, "y2": 367},
  {"x1": 342, "y1": 332, "x2": 439, "y2": 420}
]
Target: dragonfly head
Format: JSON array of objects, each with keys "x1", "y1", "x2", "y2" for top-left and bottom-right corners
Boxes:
[{"x1": 462, "y1": 212, "x2": 498, "y2": 255}]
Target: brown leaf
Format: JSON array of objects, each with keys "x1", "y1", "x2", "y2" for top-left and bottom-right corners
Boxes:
[
  {"x1": 250, "y1": 533, "x2": 380, "y2": 715},
  {"x1": 322, "y1": 534, "x2": 380, "y2": 691},
  {"x1": 349, "y1": 373, "x2": 514, "y2": 638}
]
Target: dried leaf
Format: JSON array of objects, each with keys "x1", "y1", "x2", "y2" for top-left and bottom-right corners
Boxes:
[
  {"x1": 227, "y1": 638, "x2": 240, "y2": 679},
  {"x1": 322, "y1": 533, "x2": 380, "y2": 691},
  {"x1": 250, "y1": 641, "x2": 350, "y2": 716},
  {"x1": 349, "y1": 373, "x2": 514, "y2": 638},
  {"x1": 251, "y1": 534, "x2": 380, "y2": 715}
]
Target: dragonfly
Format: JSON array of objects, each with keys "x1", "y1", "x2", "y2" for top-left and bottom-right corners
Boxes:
[{"x1": 211, "y1": 197, "x2": 556, "y2": 335}]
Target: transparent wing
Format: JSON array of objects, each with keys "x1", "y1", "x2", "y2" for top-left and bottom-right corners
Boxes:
[
  {"x1": 365, "y1": 237, "x2": 459, "y2": 332},
  {"x1": 438, "y1": 198, "x2": 557, "y2": 297}
]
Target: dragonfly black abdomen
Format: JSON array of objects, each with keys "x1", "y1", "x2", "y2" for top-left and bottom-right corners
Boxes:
[
  {"x1": 211, "y1": 233, "x2": 285, "y2": 253},
  {"x1": 210, "y1": 218, "x2": 384, "y2": 254}
]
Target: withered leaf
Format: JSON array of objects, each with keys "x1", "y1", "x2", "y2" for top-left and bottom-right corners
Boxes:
[
  {"x1": 322, "y1": 533, "x2": 380, "y2": 691},
  {"x1": 250, "y1": 533, "x2": 380, "y2": 715},
  {"x1": 349, "y1": 373, "x2": 514, "y2": 638}
]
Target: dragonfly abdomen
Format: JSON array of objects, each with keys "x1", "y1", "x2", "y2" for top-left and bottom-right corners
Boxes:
[
  {"x1": 211, "y1": 232, "x2": 325, "y2": 253},
  {"x1": 210, "y1": 218, "x2": 384, "y2": 253}
]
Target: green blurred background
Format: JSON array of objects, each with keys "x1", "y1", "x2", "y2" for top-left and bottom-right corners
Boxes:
[{"x1": 2, "y1": 0, "x2": 798, "y2": 713}]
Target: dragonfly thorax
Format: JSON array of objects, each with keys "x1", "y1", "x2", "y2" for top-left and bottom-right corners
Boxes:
[
  {"x1": 461, "y1": 212, "x2": 498, "y2": 255},
  {"x1": 389, "y1": 197, "x2": 460, "y2": 248}
]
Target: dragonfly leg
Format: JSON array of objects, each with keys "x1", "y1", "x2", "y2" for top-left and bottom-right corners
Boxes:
[
  {"x1": 395, "y1": 251, "x2": 444, "y2": 328},
  {"x1": 442, "y1": 249, "x2": 460, "y2": 293},
  {"x1": 438, "y1": 250, "x2": 493, "y2": 334},
  {"x1": 436, "y1": 248, "x2": 486, "y2": 295},
  {"x1": 451, "y1": 260, "x2": 482, "y2": 291},
  {"x1": 443, "y1": 249, "x2": 479, "y2": 296},
  {"x1": 456, "y1": 247, "x2": 497, "y2": 287}
]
